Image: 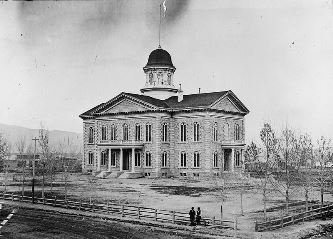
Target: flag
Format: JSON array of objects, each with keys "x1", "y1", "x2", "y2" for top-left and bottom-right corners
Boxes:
[{"x1": 162, "y1": 0, "x2": 167, "y2": 17}]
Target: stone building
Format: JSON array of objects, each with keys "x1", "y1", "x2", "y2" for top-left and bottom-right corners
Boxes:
[{"x1": 79, "y1": 47, "x2": 249, "y2": 178}]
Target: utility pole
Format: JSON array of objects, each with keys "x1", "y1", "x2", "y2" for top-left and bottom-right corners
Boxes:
[{"x1": 32, "y1": 137, "x2": 39, "y2": 204}]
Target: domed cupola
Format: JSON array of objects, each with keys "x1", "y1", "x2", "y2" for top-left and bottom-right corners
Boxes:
[{"x1": 140, "y1": 46, "x2": 179, "y2": 100}]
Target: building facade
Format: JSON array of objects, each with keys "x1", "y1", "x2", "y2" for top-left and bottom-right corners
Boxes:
[{"x1": 79, "y1": 47, "x2": 249, "y2": 178}]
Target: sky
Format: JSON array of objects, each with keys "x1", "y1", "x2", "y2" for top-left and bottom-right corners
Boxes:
[{"x1": 0, "y1": 0, "x2": 332, "y2": 144}]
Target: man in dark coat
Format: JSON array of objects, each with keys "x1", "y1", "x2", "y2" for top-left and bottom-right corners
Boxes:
[
  {"x1": 189, "y1": 207, "x2": 196, "y2": 226},
  {"x1": 196, "y1": 207, "x2": 201, "y2": 225}
]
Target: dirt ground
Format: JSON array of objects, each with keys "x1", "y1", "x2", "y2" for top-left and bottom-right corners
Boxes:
[
  {"x1": 0, "y1": 205, "x2": 208, "y2": 239},
  {"x1": 2, "y1": 172, "x2": 333, "y2": 233}
]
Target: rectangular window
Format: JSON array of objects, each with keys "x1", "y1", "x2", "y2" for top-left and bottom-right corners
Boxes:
[
  {"x1": 145, "y1": 152, "x2": 152, "y2": 167},
  {"x1": 110, "y1": 151, "x2": 116, "y2": 167},
  {"x1": 110, "y1": 125, "x2": 116, "y2": 141},
  {"x1": 194, "y1": 152, "x2": 200, "y2": 168},
  {"x1": 162, "y1": 152, "x2": 168, "y2": 167},
  {"x1": 162, "y1": 123, "x2": 168, "y2": 142},
  {"x1": 88, "y1": 152, "x2": 94, "y2": 165},
  {"x1": 101, "y1": 126, "x2": 107, "y2": 140},
  {"x1": 88, "y1": 127, "x2": 94, "y2": 144},
  {"x1": 146, "y1": 124, "x2": 152, "y2": 142},
  {"x1": 193, "y1": 123, "x2": 199, "y2": 141},
  {"x1": 135, "y1": 124, "x2": 141, "y2": 141},
  {"x1": 180, "y1": 152, "x2": 186, "y2": 167},
  {"x1": 135, "y1": 152, "x2": 141, "y2": 167},
  {"x1": 213, "y1": 123, "x2": 218, "y2": 141},
  {"x1": 180, "y1": 123, "x2": 186, "y2": 142},
  {"x1": 213, "y1": 152, "x2": 218, "y2": 168},
  {"x1": 235, "y1": 124, "x2": 240, "y2": 141}
]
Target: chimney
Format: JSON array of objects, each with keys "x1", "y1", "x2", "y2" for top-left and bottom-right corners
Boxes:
[{"x1": 178, "y1": 84, "x2": 183, "y2": 102}]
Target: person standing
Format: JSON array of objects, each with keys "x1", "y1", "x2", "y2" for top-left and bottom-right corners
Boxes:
[
  {"x1": 196, "y1": 207, "x2": 201, "y2": 225},
  {"x1": 189, "y1": 207, "x2": 196, "y2": 226}
]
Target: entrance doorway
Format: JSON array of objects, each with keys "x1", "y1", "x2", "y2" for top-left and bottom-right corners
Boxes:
[
  {"x1": 123, "y1": 150, "x2": 130, "y2": 170},
  {"x1": 224, "y1": 149, "x2": 231, "y2": 171}
]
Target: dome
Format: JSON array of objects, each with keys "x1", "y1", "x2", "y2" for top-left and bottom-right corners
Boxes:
[{"x1": 145, "y1": 48, "x2": 175, "y2": 69}]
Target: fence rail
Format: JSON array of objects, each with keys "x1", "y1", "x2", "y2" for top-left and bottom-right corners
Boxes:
[
  {"x1": 1, "y1": 192, "x2": 233, "y2": 228},
  {"x1": 255, "y1": 203, "x2": 333, "y2": 232}
]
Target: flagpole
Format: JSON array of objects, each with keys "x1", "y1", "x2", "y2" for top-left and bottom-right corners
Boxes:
[{"x1": 159, "y1": 3, "x2": 161, "y2": 48}]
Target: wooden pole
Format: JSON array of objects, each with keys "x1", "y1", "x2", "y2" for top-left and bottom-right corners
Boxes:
[
  {"x1": 220, "y1": 204, "x2": 223, "y2": 225},
  {"x1": 172, "y1": 211, "x2": 175, "y2": 224},
  {"x1": 154, "y1": 209, "x2": 157, "y2": 221},
  {"x1": 241, "y1": 190, "x2": 244, "y2": 216}
]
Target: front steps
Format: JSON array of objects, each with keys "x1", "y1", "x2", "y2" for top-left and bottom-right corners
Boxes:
[{"x1": 118, "y1": 172, "x2": 144, "y2": 179}]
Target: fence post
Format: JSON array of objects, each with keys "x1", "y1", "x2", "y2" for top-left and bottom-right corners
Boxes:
[
  {"x1": 255, "y1": 220, "x2": 258, "y2": 232},
  {"x1": 292, "y1": 215, "x2": 294, "y2": 225},
  {"x1": 106, "y1": 201, "x2": 109, "y2": 213},
  {"x1": 79, "y1": 198, "x2": 82, "y2": 211},
  {"x1": 172, "y1": 211, "x2": 175, "y2": 224},
  {"x1": 66, "y1": 200, "x2": 69, "y2": 209},
  {"x1": 269, "y1": 219, "x2": 272, "y2": 230},
  {"x1": 2, "y1": 191, "x2": 4, "y2": 199},
  {"x1": 212, "y1": 216, "x2": 215, "y2": 226},
  {"x1": 54, "y1": 196, "x2": 57, "y2": 207},
  {"x1": 121, "y1": 205, "x2": 124, "y2": 217},
  {"x1": 233, "y1": 216, "x2": 237, "y2": 230},
  {"x1": 154, "y1": 209, "x2": 157, "y2": 221},
  {"x1": 92, "y1": 202, "x2": 95, "y2": 212},
  {"x1": 11, "y1": 193, "x2": 14, "y2": 201},
  {"x1": 137, "y1": 207, "x2": 140, "y2": 219},
  {"x1": 280, "y1": 216, "x2": 283, "y2": 228}
]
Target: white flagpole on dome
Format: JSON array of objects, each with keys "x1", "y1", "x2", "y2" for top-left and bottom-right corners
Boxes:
[{"x1": 159, "y1": 0, "x2": 167, "y2": 48}]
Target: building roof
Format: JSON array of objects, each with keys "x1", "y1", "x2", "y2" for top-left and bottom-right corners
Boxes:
[
  {"x1": 164, "y1": 91, "x2": 228, "y2": 108},
  {"x1": 79, "y1": 90, "x2": 249, "y2": 119},
  {"x1": 144, "y1": 48, "x2": 175, "y2": 69}
]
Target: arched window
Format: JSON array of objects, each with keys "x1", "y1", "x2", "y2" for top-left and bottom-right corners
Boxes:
[
  {"x1": 146, "y1": 124, "x2": 152, "y2": 142},
  {"x1": 235, "y1": 151, "x2": 241, "y2": 167},
  {"x1": 223, "y1": 123, "x2": 229, "y2": 140},
  {"x1": 88, "y1": 127, "x2": 94, "y2": 144},
  {"x1": 145, "y1": 152, "x2": 152, "y2": 167},
  {"x1": 135, "y1": 151, "x2": 141, "y2": 167},
  {"x1": 110, "y1": 124, "x2": 117, "y2": 141},
  {"x1": 193, "y1": 152, "x2": 200, "y2": 168},
  {"x1": 101, "y1": 126, "x2": 107, "y2": 140},
  {"x1": 162, "y1": 123, "x2": 168, "y2": 142},
  {"x1": 135, "y1": 124, "x2": 141, "y2": 141},
  {"x1": 180, "y1": 152, "x2": 187, "y2": 168},
  {"x1": 88, "y1": 152, "x2": 94, "y2": 165},
  {"x1": 213, "y1": 152, "x2": 218, "y2": 168},
  {"x1": 162, "y1": 152, "x2": 168, "y2": 168},
  {"x1": 101, "y1": 151, "x2": 108, "y2": 166},
  {"x1": 213, "y1": 122, "x2": 218, "y2": 141},
  {"x1": 180, "y1": 122, "x2": 187, "y2": 142},
  {"x1": 123, "y1": 124, "x2": 129, "y2": 141},
  {"x1": 193, "y1": 122, "x2": 200, "y2": 142},
  {"x1": 110, "y1": 151, "x2": 116, "y2": 167},
  {"x1": 167, "y1": 73, "x2": 172, "y2": 85},
  {"x1": 235, "y1": 124, "x2": 240, "y2": 140}
]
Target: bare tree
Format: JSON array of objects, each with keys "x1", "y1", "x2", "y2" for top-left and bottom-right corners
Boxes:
[
  {"x1": 316, "y1": 136, "x2": 332, "y2": 206},
  {"x1": 260, "y1": 123, "x2": 278, "y2": 221},
  {"x1": 0, "y1": 133, "x2": 10, "y2": 193},
  {"x1": 15, "y1": 137, "x2": 28, "y2": 196},
  {"x1": 39, "y1": 126, "x2": 50, "y2": 198}
]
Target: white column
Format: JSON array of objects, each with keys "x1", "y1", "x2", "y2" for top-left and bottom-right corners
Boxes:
[
  {"x1": 119, "y1": 148, "x2": 123, "y2": 172},
  {"x1": 132, "y1": 148, "x2": 135, "y2": 173},
  {"x1": 108, "y1": 149, "x2": 112, "y2": 172},
  {"x1": 231, "y1": 148, "x2": 235, "y2": 172},
  {"x1": 241, "y1": 149, "x2": 245, "y2": 172}
]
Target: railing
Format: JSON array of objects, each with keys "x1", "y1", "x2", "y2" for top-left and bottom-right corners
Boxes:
[
  {"x1": 255, "y1": 203, "x2": 333, "y2": 232},
  {"x1": 1, "y1": 192, "x2": 232, "y2": 228}
]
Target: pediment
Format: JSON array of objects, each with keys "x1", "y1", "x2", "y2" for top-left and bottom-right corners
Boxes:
[
  {"x1": 211, "y1": 95, "x2": 242, "y2": 113},
  {"x1": 102, "y1": 98, "x2": 152, "y2": 114}
]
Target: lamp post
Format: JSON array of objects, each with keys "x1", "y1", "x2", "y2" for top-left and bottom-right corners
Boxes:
[{"x1": 32, "y1": 137, "x2": 39, "y2": 204}]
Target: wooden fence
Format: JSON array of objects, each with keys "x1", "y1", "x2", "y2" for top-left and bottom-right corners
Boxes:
[
  {"x1": 1, "y1": 192, "x2": 232, "y2": 228},
  {"x1": 255, "y1": 203, "x2": 333, "y2": 232}
]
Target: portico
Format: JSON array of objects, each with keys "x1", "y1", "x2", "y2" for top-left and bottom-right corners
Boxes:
[{"x1": 222, "y1": 145, "x2": 245, "y2": 172}]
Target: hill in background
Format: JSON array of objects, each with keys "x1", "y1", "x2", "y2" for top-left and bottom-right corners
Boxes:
[{"x1": 0, "y1": 123, "x2": 82, "y2": 153}]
